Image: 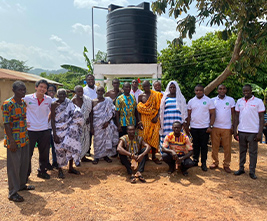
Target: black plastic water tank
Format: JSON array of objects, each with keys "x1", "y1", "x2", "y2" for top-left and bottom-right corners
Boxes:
[{"x1": 106, "y1": 2, "x2": 157, "y2": 64}]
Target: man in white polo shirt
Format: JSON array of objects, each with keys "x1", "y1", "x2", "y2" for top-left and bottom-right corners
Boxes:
[
  {"x1": 187, "y1": 84, "x2": 215, "y2": 171},
  {"x1": 84, "y1": 74, "x2": 97, "y2": 100},
  {"x1": 83, "y1": 74, "x2": 97, "y2": 156},
  {"x1": 24, "y1": 79, "x2": 52, "y2": 180},
  {"x1": 210, "y1": 84, "x2": 235, "y2": 173},
  {"x1": 130, "y1": 79, "x2": 143, "y2": 102},
  {"x1": 234, "y1": 84, "x2": 265, "y2": 179}
]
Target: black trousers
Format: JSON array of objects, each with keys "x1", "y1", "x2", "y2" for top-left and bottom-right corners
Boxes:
[
  {"x1": 239, "y1": 132, "x2": 258, "y2": 173},
  {"x1": 162, "y1": 152, "x2": 194, "y2": 172},
  {"x1": 119, "y1": 148, "x2": 146, "y2": 174},
  {"x1": 28, "y1": 130, "x2": 50, "y2": 176},
  {"x1": 190, "y1": 128, "x2": 209, "y2": 164}
]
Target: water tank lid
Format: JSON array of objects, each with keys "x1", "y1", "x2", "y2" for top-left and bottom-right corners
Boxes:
[{"x1": 108, "y1": 2, "x2": 150, "y2": 13}]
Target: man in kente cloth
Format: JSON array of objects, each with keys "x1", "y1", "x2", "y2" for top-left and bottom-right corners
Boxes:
[
  {"x1": 137, "y1": 80, "x2": 163, "y2": 164},
  {"x1": 91, "y1": 86, "x2": 119, "y2": 164},
  {"x1": 162, "y1": 121, "x2": 194, "y2": 176},
  {"x1": 117, "y1": 125, "x2": 151, "y2": 183},
  {"x1": 105, "y1": 78, "x2": 123, "y2": 158},
  {"x1": 51, "y1": 89, "x2": 84, "y2": 179},
  {"x1": 72, "y1": 85, "x2": 92, "y2": 164}
]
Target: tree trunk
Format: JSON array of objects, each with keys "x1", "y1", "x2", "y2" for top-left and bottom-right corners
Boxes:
[{"x1": 204, "y1": 30, "x2": 242, "y2": 95}]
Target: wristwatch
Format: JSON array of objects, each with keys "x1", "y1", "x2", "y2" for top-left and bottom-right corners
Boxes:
[{"x1": 210, "y1": 125, "x2": 214, "y2": 129}]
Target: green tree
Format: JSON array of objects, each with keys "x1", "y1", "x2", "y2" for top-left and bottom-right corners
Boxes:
[
  {"x1": 159, "y1": 32, "x2": 266, "y2": 101},
  {"x1": 40, "y1": 71, "x2": 84, "y2": 91},
  {"x1": 0, "y1": 56, "x2": 33, "y2": 72},
  {"x1": 152, "y1": 0, "x2": 267, "y2": 94},
  {"x1": 251, "y1": 83, "x2": 267, "y2": 108},
  {"x1": 95, "y1": 50, "x2": 107, "y2": 61}
]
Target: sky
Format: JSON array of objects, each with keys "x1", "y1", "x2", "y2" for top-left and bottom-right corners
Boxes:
[{"x1": 0, "y1": 0, "x2": 223, "y2": 70}]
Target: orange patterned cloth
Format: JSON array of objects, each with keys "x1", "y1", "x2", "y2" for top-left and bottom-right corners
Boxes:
[{"x1": 137, "y1": 90, "x2": 163, "y2": 150}]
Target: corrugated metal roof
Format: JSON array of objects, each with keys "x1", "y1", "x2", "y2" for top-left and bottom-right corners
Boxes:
[{"x1": 0, "y1": 69, "x2": 63, "y2": 86}]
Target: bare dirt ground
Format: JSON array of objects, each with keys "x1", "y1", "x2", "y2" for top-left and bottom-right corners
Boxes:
[{"x1": 0, "y1": 139, "x2": 266, "y2": 221}]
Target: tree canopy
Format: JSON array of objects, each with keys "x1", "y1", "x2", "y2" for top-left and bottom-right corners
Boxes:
[
  {"x1": 159, "y1": 32, "x2": 266, "y2": 101},
  {"x1": 40, "y1": 71, "x2": 84, "y2": 91},
  {"x1": 0, "y1": 56, "x2": 33, "y2": 72},
  {"x1": 152, "y1": 0, "x2": 267, "y2": 94},
  {"x1": 95, "y1": 50, "x2": 107, "y2": 62}
]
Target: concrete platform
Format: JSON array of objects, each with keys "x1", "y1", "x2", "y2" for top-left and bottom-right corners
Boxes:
[{"x1": 0, "y1": 139, "x2": 168, "y2": 173}]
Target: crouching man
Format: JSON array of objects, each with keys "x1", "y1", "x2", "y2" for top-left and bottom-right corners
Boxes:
[
  {"x1": 117, "y1": 125, "x2": 151, "y2": 183},
  {"x1": 162, "y1": 121, "x2": 194, "y2": 176}
]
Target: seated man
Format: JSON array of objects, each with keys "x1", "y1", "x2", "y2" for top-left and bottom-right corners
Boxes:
[
  {"x1": 51, "y1": 89, "x2": 84, "y2": 179},
  {"x1": 162, "y1": 121, "x2": 194, "y2": 176},
  {"x1": 117, "y1": 125, "x2": 151, "y2": 183}
]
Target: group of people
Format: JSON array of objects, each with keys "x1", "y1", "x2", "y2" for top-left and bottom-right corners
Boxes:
[{"x1": 2, "y1": 74, "x2": 265, "y2": 202}]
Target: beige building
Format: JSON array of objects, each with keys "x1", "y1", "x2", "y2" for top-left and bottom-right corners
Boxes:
[{"x1": 0, "y1": 69, "x2": 62, "y2": 138}]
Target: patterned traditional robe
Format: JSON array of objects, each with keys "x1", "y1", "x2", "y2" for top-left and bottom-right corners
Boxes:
[
  {"x1": 72, "y1": 95, "x2": 92, "y2": 158},
  {"x1": 93, "y1": 97, "x2": 119, "y2": 158},
  {"x1": 54, "y1": 98, "x2": 84, "y2": 167}
]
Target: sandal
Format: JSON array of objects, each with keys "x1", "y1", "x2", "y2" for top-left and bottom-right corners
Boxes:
[
  {"x1": 68, "y1": 168, "x2": 80, "y2": 175},
  {"x1": 130, "y1": 175, "x2": 137, "y2": 184},
  {"x1": 20, "y1": 185, "x2": 35, "y2": 191},
  {"x1": 92, "y1": 159, "x2": 99, "y2": 164},
  {"x1": 8, "y1": 193, "x2": 24, "y2": 202},
  {"x1": 152, "y1": 158, "x2": 162, "y2": 165},
  {"x1": 137, "y1": 175, "x2": 146, "y2": 183},
  {"x1": 81, "y1": 157, "x2": 91, "y2": 162},
  {"x1": 135, "y1": 173, "x2": 146, "y2": 183},
  {"x1": 58, "y1": 169, "x2": 65, "y2": 179},
  {"x1": 104, "y1": 156, "x2": 112, "y2": 163}
]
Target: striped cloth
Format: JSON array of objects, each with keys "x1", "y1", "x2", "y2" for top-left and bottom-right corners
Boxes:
[{"x1": 160, "y1": 97, "x2": 182, "y2": 153}]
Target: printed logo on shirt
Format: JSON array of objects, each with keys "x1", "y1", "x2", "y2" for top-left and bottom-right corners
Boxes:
[
  {"x1": 203, "y1": 101, "x2": 207, "y2": 105},
  {"x1": 29, "y1": 102, "x2": 34, "y2": 104},
  {"x1": 226, "y1": 102, "x2": 229, "y2": 106}
]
